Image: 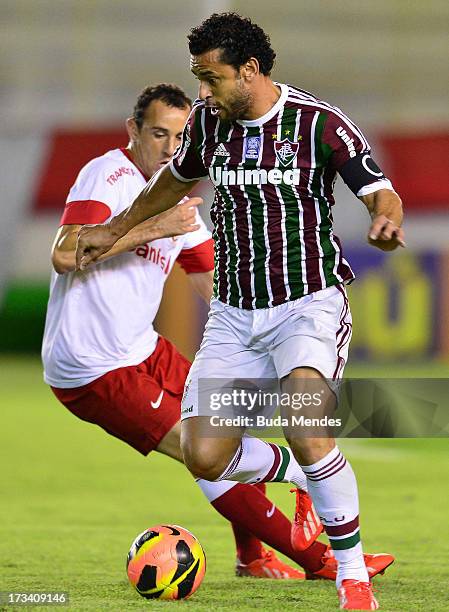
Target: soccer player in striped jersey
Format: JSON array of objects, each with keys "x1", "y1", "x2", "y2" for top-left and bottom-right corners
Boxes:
[
  {"x1": 44, "y1": 82, "x2": 345, "y2": 582},
  {"x1": 75, "y1": 14, "x2": 402, "y2": 610}
]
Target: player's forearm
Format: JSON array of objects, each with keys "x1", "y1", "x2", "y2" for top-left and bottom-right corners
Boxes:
[
  {"x1": 54, "y1": 217, "x2": 175, "y2": 273},
  {"x1": 96, "y1": 217, "x2": 173, "y2": 262},
  {"x1": 361, "y1": 189, "x2": 403, "y2": 226},
  {"x1": 108, "y1": 165, "x2": 194, "y2": 239},
  {"x1": 361, "y1": 188, "x2": 405, "y2": 250},
  {"x1": 55, "y1": 238, "x2": 136, "y2": 273}
]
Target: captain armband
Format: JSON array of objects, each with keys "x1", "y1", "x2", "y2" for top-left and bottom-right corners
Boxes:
[{"x1": 339, "y1": 154, "x2": 392, "y2": 196}]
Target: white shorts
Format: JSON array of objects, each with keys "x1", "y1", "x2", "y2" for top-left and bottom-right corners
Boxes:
[{"x1": 181, "y1": 284, "x2": 352, "y2": 420}]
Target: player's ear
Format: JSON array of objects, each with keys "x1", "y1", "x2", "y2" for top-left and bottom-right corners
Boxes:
[
  {"x1": 241, "y1": 57, "x2": 259, "y2": 82},
  {"x1": 126, "y1": 117, "x2": 139, "y2": 141}
]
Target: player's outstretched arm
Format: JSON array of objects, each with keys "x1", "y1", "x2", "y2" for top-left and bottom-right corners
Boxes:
[
  {"x1": 115, "y1": 164, "x2": 197, "y2": 236},
  {"x1": 360, "y1": 188, "x2": 405, "y2": 251},
  {"x1": 76, "y1": 165, "x2": 198, "y2": 270},
  {"x1": 53, "y1": 199, "x2": 201, "y2": 274}
]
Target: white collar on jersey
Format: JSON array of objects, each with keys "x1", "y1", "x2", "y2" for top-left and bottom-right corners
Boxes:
[{"x1": 236, "y1": 82, "x2": 288, "y2": 127}]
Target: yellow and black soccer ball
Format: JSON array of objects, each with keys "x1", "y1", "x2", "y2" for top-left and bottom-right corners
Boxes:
[{"x1": 126, "y1": 524, "x2": 206, "y2": 600}]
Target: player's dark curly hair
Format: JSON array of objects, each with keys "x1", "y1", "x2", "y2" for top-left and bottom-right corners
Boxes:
[
  {"x1": 132, "y1": 83, "x2": 192, "y2": 130},
  {"x1": 188, "y1": 13, "x2": 276, "y2": 76}
]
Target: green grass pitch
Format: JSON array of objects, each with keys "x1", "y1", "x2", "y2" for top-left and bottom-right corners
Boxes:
[{"x1": 1, "y1": 357, "x2": 448, "y2": 611}]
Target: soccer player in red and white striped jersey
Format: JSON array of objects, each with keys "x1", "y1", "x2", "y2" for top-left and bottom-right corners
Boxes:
[{"x1": 74, "y1": 16, "x2": 400, "y2": 609}]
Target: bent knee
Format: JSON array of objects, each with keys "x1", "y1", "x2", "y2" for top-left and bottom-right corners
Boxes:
[
  {"x1": 186, "y1": 458, "x2": 224, "y2": 481},
  {"x1": 180, "y1": 418, "x2": 242, "y2": 480},
  {"x1": 180, "y1": 437, "x2": 236, "y2": 481}
]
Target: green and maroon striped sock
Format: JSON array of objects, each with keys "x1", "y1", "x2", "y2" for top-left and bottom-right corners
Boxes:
[{"x1": 218, "y1": 435, "x2": 307, "y2": 490}]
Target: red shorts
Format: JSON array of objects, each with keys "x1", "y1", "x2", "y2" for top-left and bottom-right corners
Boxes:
[{"x1": 51, "y1": 336, "x2": 191, "y2": 455}]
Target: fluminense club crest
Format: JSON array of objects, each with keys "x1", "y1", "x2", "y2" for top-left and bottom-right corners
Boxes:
[{"x1": 274, "y1": 138, "x2": 299, "y2": 166}]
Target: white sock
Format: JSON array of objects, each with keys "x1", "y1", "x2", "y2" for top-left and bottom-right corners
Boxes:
[
  {"x1": 195, "y1": 478, "x2": 237, "y2": 502},
  {"x1": 300, "y1": 446, "x2": 369, "y2": 587},
  {"x1": 217, "y1": 435, "x2": 308, "y2": 490}
]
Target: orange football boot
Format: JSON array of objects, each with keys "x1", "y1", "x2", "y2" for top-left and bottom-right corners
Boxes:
[
  {"x1": 307, "y1": 545, "x2": 395, "y2": 581},
  {"x1": 290, "y1": 488, "x2": 324, "y2": 551},
  {"x1": 338, "y1": 579, "x2": 379, "y2": 610},
  {"x1": 236, "y1": 548, "x2": 305, "y2": 579}
]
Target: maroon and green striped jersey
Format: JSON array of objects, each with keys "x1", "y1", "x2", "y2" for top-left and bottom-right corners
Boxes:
[{"x1": 170, "y1": 83, "x2": 374, "y2": 309}]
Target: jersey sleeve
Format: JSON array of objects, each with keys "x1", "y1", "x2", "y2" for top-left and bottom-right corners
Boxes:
[
  {"x1": 59, "y1": 157, "x2": 121, "y2": 226},
  {"x1": 169, "y1": 102, "x2": 208, "y2": 182},
  {"x1": 176, "y1": 208, "x2": 214, "y2": 274},
  {"x1": 322, "y1": 110, "x2": 370, "y2": 170},
  {"x1": 322, "y1": 110, "x2": 393, "y2": 196}
]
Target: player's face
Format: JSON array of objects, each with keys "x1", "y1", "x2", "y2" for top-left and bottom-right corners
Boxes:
[
  {"x1": 130, "y1": 100, "x2": 190, "y2": 178},
  {"x1": 191, "y1": 50, "x2": 253, "y2": 122}
]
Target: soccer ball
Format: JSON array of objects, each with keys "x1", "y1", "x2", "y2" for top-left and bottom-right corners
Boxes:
[{"x1": 126, "y1": 524, "x2": 206, "y2": 600}]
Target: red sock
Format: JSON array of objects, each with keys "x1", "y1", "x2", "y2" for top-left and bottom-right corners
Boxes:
[
  {"x1": 212, "y1": 482, "x2": 326, "y2": 573},
  {"x1": 230, "y1": 483, "x2": 265, "y2": 564}
]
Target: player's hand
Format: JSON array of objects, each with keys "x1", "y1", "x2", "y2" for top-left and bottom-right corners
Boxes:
[
  {"x1": 156, "y1": 197, "x2": 203, "y2": 239},
  {"x1": 367, "y1": 215, "x2": 406, "y2": 251},
  {"x1": 76, "y1": 224, "x2": 118, "y2": 270}
]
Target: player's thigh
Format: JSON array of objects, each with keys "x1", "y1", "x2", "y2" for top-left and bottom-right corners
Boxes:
[
  {"x1": 180, "y1": 299, "x2": 276, "y2": 479},
  {"x1": 51, "y1": 363, "x2": 181, "y2": 457},
  {"x1": 270, "y1": 284, "x2": 352, "y2": 384},
  {"x1": 140, "y1": 336, "x2": 193, "y2": 461},
  {"x1": 144, "y1": 336, "x2": 192, "y2": 398},
  {"x1": 181, "y1": 299, "x2": 277, "y2": 421}
]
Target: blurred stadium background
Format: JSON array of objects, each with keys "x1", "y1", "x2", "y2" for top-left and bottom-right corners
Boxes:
[{"x1": 1, "y1": 0, "x2": 448, "y2": 363}]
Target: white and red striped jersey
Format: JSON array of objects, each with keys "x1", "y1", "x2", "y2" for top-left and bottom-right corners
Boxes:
[{"x1": 42, "y1": 148, "x2": 213, "y2": 388}]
